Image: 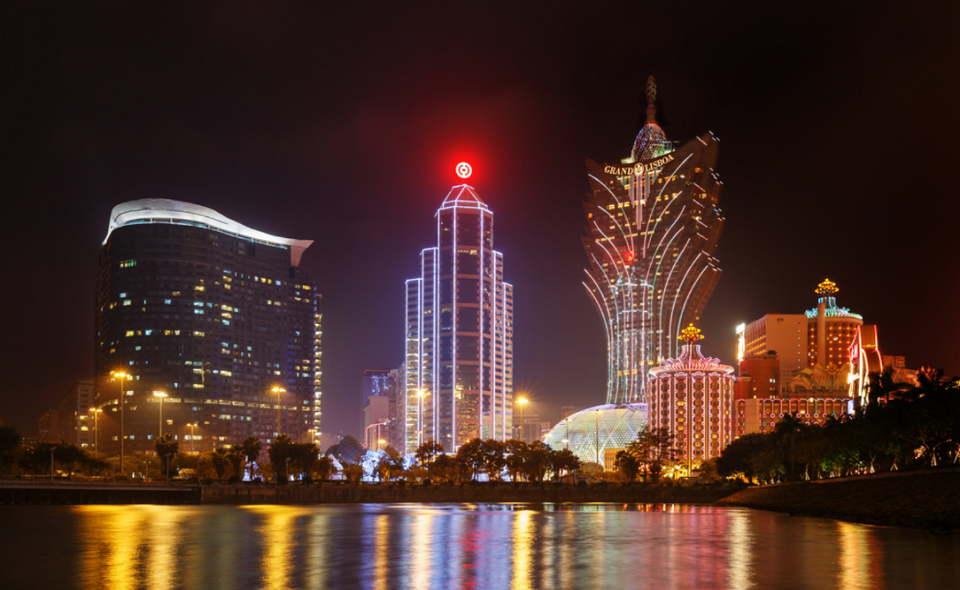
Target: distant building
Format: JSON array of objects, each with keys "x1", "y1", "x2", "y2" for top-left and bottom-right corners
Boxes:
[
  {"x1": 512, "y1": 411, "x2": 550, "y2": 444},
  {"x1": 95, "y1": 199, "x2": 321, "y2": 456},
  {"x1": 737, "y1": 314, "x2": 807, "y2": 384},
  {"x1": 362, "y1": 369, "x2": 391, "y2": 408},
  {"x1": 57, "y1": 380, "x2": 95, "y2": 448},
  {"x1": 648, "y1": 326, "x2": 736, "y2": 473},
  {"x1": 38, "y1": 409, "x2": 58, "y2": 443},
  {"x1": 404, "y1": 179, "x2": 514, "y2": 453}
]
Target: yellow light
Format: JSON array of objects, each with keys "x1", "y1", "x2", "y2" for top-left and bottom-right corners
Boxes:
[
  {"x1": 517, "y1": 398, "x2": 528, "y2": 405},
  {"x1": 153, "y1": 391, "x2": 167, "y2": 398}
]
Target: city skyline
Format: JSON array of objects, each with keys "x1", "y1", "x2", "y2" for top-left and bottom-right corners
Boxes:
[{"x1": 3, "y1": 3, "x2": 959, "y2": 438}]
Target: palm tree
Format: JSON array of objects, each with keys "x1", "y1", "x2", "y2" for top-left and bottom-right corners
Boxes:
[
  {"x1": 239, "y1": 436, "x2": 262, "y2": 481},
  {"x1": 227, "y1": 448, "x2": 244, "y2": 482},
  {"x1": 154, "y1": 434, "x2": 179, "y2": 481},
  {"x1": 210, "y1": 448, "x2": 230, "y2": 481}
]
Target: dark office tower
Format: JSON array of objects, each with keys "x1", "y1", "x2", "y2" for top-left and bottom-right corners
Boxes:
[
  {"x1": 404, "y1": 181, "x2": 514, "y2": 453},
  {"x1": 584, "y1": 77, "x2": 724, "y2": 404},
  {"x1": 95, "y1": 199, "x2": 321, "y2": 458}
]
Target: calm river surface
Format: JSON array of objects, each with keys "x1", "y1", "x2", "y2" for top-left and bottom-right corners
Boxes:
[{"x1": 1, "y1": 503, "x2": 958, "y2": 589}]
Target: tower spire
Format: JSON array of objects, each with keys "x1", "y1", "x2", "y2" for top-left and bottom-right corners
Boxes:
[{"x1": 645, "y1": 76, "x2": 658, "y2": 124}]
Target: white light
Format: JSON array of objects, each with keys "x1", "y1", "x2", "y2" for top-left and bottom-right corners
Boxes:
[{"x1": 455, "y1": 162, "x2": 473, "y2": 179}]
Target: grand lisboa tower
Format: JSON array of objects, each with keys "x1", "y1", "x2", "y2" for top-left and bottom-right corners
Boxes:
[{"x1": 545, "y1": 77, "x2": 724, "y2": 466}]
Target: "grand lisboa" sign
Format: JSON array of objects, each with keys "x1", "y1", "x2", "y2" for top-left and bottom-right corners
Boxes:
[{"x1": 603, "y1": 153, "x2": 675, "y2": 176}]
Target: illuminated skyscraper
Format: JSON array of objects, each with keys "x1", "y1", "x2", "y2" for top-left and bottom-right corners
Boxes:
[
  {"x1": 95, "y1": 199, "x2": 321, "y2": 456},
  {"x1": 404, "y1": 172, "x2": 514, "y2": 453},
  {"x1": 583, "y1": 76, "x2": 724, "y2": 404}
]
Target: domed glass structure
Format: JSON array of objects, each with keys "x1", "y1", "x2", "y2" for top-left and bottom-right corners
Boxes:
[{"x1": 543, "y1": 403, "x2": 647, "y2": 466}]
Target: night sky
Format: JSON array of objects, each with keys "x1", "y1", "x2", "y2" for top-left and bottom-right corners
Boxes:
[{"x1": 3, "y1": 2, "x2": 959, "y2": 437}]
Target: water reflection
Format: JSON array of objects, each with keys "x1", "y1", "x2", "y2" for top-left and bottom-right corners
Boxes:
[{"x1": 2, "y1": 503, "x2": 958, "y2": 590}]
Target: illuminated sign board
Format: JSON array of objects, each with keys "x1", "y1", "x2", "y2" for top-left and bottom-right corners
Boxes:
[
  {"x1": 602, "y1": 153, "x2": 675, "y2": 176},
  {"x1": 456, "y1": 162, "x2": 473, "y2": 179}
]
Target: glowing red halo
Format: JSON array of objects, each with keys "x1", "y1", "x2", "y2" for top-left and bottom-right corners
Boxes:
[{"x1": 455, "y1": 162, "x2": 473, "y2": 179}]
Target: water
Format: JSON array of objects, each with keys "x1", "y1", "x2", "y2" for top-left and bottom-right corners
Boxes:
[{"x1": 1, "y1": 503, "x2": 957, "y2": 589}]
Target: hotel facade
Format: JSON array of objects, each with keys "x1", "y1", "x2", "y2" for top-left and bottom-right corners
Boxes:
[
  {"x1": 583, "y1": 77, "x2": 724, "y2": 405},
  {"x1": 95, "y1": 199, "x2": 321, "y2": 456}
]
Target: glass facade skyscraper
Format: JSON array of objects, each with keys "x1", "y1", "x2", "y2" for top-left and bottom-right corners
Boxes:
[
  {"x1": 583, "y1": 77, "x2": 724, "y2": 404},
  {"x1": 95, "y1": 199, "x2": 321, "y2": 456},
  {"x1": 404, "y1": 184, "x2": 514, "y2": 453}
]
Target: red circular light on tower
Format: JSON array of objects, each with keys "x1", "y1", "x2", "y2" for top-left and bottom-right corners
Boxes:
[{"x1": 455, "y1": 162, "x2": 473, "y2": 179}]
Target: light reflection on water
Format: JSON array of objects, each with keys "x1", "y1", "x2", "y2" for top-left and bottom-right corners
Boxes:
[{"x1": 2, "y1": 503, "x2": 958, "y2": 590}]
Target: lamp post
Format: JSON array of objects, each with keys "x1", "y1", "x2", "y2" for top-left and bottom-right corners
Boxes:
[
  {"x1": 365, "y1": 421, "x2": 388, "y2": 451},
  {"x1": 111, "y1": 371, "x2": 131, "y2": 475},
  {"x1": 153, "y1": 391, "x2": 168, "y2": 438},
  {"x1": 516, "y1": 397, "x2": 528, "y2": 442},
  {"x1": 272, "y1": 386, "x2": 286, "y2": 437}
]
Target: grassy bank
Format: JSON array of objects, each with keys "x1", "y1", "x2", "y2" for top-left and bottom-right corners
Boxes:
[{"x1": 718, "y1": 469, "x2": 960, "y2": 531}]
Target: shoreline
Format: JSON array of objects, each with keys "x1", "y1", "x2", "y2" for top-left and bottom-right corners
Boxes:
[{"x1": 718, "y1": 469, "x2": 960, "y2": 532}]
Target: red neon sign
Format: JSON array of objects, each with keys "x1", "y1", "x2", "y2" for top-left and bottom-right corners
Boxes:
[{"x1": 456, "y1": 162, "x2": 473, "y2": 179}]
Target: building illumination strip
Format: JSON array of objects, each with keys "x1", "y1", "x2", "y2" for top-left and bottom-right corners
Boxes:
[{"x1": 658, "y1": 237, "x2": 691, "y2": 353}]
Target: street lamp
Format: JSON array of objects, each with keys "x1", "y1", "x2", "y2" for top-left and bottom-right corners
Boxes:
[
  {"x1": 516, "y1": 397, "x2": 528, "y2": 442},
  {"x1": 272, "y1": 386, "x2": 286, "y2": 437},
  {"x1": 89, "y1": 407, "x2": 103, "y2": 455},
  {"x1": 153, "y1": 391, "x2": 168, "y2": 438},
  {"x1": 365, "y1": 421, "x2": 388, "y2": 451},
  {"x1": 111, "y1": 370, "x2": 131, "y2": 475}
]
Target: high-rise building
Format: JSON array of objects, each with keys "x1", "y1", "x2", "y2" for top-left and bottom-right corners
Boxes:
[
  {"x1": 57, "y1": 380, "x2": 95, "y2": 448},
  {"x1": 648, "y1": 326, "x2": 736, "y2": 472},
  {"x1": 95, "y1": 199, "x2": 321, "y2": 457},
  {"x1": 404, "y1": 172, "x2": 514, "y2": 453},
  {"x1": 583, "y1": 76, "x2": 723, "y2": 404},
  {"x1": 38, "y1": 409, "x2": 58, "y2": 443},
  {"x1": 362, "y1": 369, "x2": 391, "y2": 407}
]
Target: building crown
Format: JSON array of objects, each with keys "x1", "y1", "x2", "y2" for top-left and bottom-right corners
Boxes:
[
  {"x1": 816, "y1": 278, "x2": 838, "y2": 295},
  {"x1": 679, "y1": 323, "x2": 704, "y2": 345}
]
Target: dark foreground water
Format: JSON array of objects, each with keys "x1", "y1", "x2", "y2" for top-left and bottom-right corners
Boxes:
[{"x1": 1, "y1": 503, "x2": 958, "y2": 589}]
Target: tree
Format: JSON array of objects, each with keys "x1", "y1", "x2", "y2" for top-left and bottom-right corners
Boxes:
[
  {"x1": 210, "y1": 448, "x2": 230, "y2": 481},
  {"x1": 288, "y1": 442, "x2": 319, "y2": 481},
  {"x1": 505, "y1": 439, "x2": 528, "y2": 482},
  {"x1": 154, "y1": 434, "x2": 179, "y2": 480},
  {"x1": 267, "y1": 434, "x2": 293, "y2": 484},
  {"x1": 427, "y1": 454, "x2": 461, "y2": 484},
  {"x1": 314, "y1": 455, "x2": 334, "y2": 481},
  {"x1": 239, "y1": 436, "x2": 262, "y2": 481},
  {"x1": 456, "y1": 439, "x2": 487, "y2": 481},
  {"x1": 716, "y1": 433, "x2": 768, "y2": 482},
  {"x1": 0, "y1": 426, "x2": 22, "y2": 474},
  {"x1": 522, "y1": 441, "x2": 551, "y2": 484},
  {"x1": 628, "y1": 426, "x2": 679, "y2": 483},
  {"x1": 227, "y1": 448, "x2": 244, "y2": 482},
  {"x1": 548, "y1": 448, "x2": 581, "y2": 481},
  {"x1": 480, "y1": 439, "x2": 507, "y2": 481},
  {"x1": 614, "y1": 450, "x2": 640, "y2": 482},
  {"x1": 375, "y1": 448, "x2": 404, "y2": 482},
  {"x1": 415, "y1": 440, "x2": 444, "y2": 465}
]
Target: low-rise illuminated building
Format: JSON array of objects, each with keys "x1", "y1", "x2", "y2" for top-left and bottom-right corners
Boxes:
[
  {"x1": 648, "y1": 326, "x2": 735, "y2": 472},
  {"x1": 543, "y1": 404, "x2": 647, "y2": 467}
]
